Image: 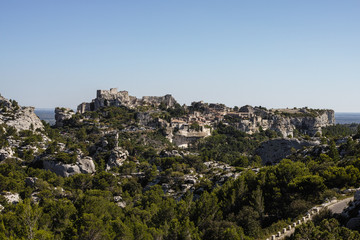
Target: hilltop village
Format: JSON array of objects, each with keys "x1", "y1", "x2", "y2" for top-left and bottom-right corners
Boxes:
[{"x1": 72, "y1": 88, "x2": 335, "y2": 148}]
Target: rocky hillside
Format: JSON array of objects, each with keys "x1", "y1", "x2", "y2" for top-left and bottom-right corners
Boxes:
[
  {"x1": 2, "y1": 90, "x2": 360, "y2": 240},
  {"x1": 224, "y1": 106, "x2": 335, "y2": 137},
  {"x1": 0, "y1": 94, "x2": 43, "y2": 132},
  {"x1": 75, "y1": 89, "x2": 334, "y2": 148}
]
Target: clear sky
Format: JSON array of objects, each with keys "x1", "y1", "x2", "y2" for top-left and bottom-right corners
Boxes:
[{"x1": 1, "y1": 1, "x2": 359, "y2": 112}]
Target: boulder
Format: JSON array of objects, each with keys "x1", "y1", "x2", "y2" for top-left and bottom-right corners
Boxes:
[
  {"x1": 106, "y1": 147, "x2": 129, "y2": 170},
  {"x1": 114, "y1": 195, "x2": 126, "y2": 208},
  {"x1": 43, "y1": 156, "x2": 96, "y2": 177}
]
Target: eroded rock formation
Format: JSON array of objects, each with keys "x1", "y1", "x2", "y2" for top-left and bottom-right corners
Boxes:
[
  {"x1": 256, "y1": 138, "x2": 319, "y2": 164},
  {"x1": 42, "y1": 157, "x2": 96, "y2": 177},
  {"x1": 77, "y1": 88, "x2": 177, "y2": 113},
  {"x1": 55, "y1": 107, "x2": 75, "y2": 127},
  {"x1": 0, "y1": 94, "x2": 44, "y2": 132}
]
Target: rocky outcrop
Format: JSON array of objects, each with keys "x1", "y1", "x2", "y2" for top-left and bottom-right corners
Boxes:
[
  {"x1": 160, "y1": 150, "x2": 196, "y2": 158},
  {"x1": 231, "y1": 108, "x2": 335, "y2": 137},
  {"x1": 55, "y1": 107, "x2": 75, "y2": 127},
  {"x1": 0, "y1": 95, "x2": 43, "y2": 132},
  {"x1": 114, "y1": 195, "x2": 126, "y2": 208},
  {"x1": 43, "y1": 157, "x2": 96, "y2": 177},
  {"x1": 167, "y1": 120, "x2": 212, "y2": 148},
  {"x1": 2, "y1": 192, "x2": 20, "y2": 204},
  {"x1": 256, "y1": 138, "x2": 318, "y2": 164},
  {"x1": 172, "y1": 131, "x2": 211, "y2": 148},
  {"x1": 77, "y1": 88, "x2": 178, "y2": 113},
  {"x1": 106, "y1": 147, "x2": 129, "y2": 170},
  {"x1": 0, "y1": 147, "x2": 14, "y2": 161}
]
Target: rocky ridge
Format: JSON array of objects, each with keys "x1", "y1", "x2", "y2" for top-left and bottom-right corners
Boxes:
[
  {"x1": 0, "y1": 95, "x2": 44, "y2": 132},
  {"x1": 75, "y1": 89, "x2": 335, "y2": 148},
  {"x1": 77, "y1": 88, "x2": 177, "y2": 113}
]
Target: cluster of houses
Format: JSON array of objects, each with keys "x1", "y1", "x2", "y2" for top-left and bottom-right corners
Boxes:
[{"x1": 168, "y1": 102, "x2": 258, "y2": 147}]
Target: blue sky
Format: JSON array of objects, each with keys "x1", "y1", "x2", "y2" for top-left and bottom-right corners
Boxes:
[{"x1": 1, "y1": 1, "x2": 359, "y2": 112}]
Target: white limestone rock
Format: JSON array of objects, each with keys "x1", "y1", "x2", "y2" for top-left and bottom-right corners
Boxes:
[
  {"x1": 0, "y1": 147, "x2": 14, "y2": 161},
  {"x1": 106, "y1": 147, "x2": 129, "y2": 170},
  {"x1": 3, "y1": 192, "x2": 20, "y2": 204},
  {"x1": 43, "y1": 156, "x2": 96, "y2": 177},
  {"x1": 114, "y1": 195, "x2": 126, "y2": 208},
  {"x1": 55, "y1": 107, "x2": 75, "y2": 127},
  {"x1": 0, "y1": 94, "x2": 43, "y2": 132}
]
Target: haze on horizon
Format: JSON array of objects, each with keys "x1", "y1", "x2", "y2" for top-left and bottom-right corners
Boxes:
[{"x1": 0, "y1": 1, "x2": 359, "y2": 112}]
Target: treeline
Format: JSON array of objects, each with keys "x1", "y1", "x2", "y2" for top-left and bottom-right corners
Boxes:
[
  {"x1": 322, "y1": 124, "x2": 359, "y2": 139},
  {"x1": 2, "y1": 148, "x2": 360, "y2": 239}
]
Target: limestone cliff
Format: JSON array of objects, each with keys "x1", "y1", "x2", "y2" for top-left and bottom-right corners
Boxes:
[
  {"x1": 0, "y1": 94, "x2": 43, "y2": 131},
  {"x1": 77, "y1": 88, "x2": 177, "y2": 113},
  {"x1": 228, "y1": 107, "x2": 335, "y2": 137}
]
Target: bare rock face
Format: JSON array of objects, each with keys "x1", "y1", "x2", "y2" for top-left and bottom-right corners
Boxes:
[
  {"x1": 2, "y1": 192, "x2": 20, "y2": 204},
  {"x1": 7, "y1": 107, "x2": 44, "y2": 131},
  {"x1": 0, "y1": 147, "x2": 14, "y2": 161},
  {"x1": 256, "y1": 138, "x2": 318, "y2": 164},
  {"x1": 0, "y1": 94, "x2": 43, "y2": 132},
  {"x1": 114, "y1": 196, "x2": 127, "y2": 208},
  {"x1": 43, "y1": 156, "x2": 96, "y2": 177},
  {"x1": 77, "y1": 88, "x2": 178, "y2": 113},
  {"x1": 55, "y1": 107, "x2": 75, "y2": 127},
  {"x1": 233, "y1": 108, "x2": 335, "y2": 137},
  {"x1": 106, "y1": 147, "x2": 129, "y2": 170}
]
